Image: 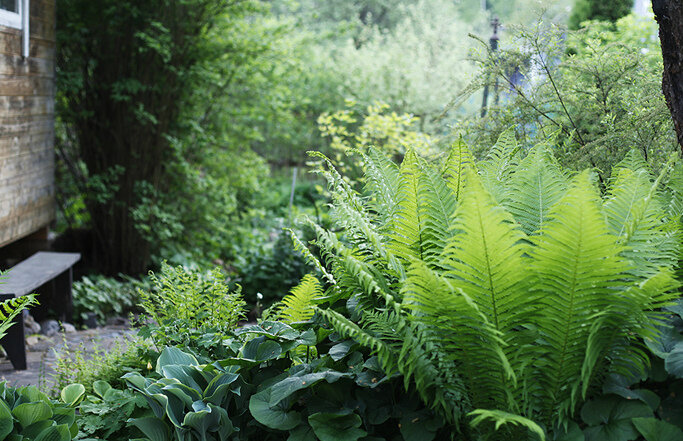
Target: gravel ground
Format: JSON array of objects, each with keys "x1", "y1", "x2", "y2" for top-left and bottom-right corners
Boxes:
[{"x1": 0, "y1": 325, "x2": 137, "y2": 391}]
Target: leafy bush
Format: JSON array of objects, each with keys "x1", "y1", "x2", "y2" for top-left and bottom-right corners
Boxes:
[
  {"x1": 72, "y1": 274, "x2": 149, "y2": 325},
  {"x1": 75, "y1": 380, "x2": 149, "y2": 440},
  {"x1": 0, "y1": 382, "x2": 85, "y2": 440},
  {"x1": 123, "y1": 322, "x2": 449, "y2": 441},
  {"x1": 297, "y1": 134, "x2": 683, "y2": 439},
  {"x1": 49, "y1": 335, "x2": 154, "y2": 396},
  {"x1": 138, "y1": 263, "x2": 245, "y2": 358}
]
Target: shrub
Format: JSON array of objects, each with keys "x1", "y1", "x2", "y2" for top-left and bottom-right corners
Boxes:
[
  {"x1": 72, "y1": 274, "x2": 149, "y2": 325},
  {"x1": 296, "y1": 133, "x2": 683, "y2": 439},
  {"x1": 0, "y1": 382, "x2": 85, "y2": 440}
]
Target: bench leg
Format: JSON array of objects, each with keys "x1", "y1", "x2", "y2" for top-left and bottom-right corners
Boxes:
[
  {"x1": 55, "y1": 268, "x2": 74, "y2": 324},
  {"x1": 0, "y1": 294, "x2": 26, "y2": 370}
]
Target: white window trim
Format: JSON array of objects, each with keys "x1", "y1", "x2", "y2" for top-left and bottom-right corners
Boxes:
[
  {"x1": 0, "y1": 0, "x2": 29, "y2": 58},
  {"x1": 0, "y1": 1, "x2": 21, "y2": 29}
]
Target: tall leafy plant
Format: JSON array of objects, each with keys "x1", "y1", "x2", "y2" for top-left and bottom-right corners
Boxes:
[{"x1": 293, "y1": 133, "x2": 682, "y2": 439}]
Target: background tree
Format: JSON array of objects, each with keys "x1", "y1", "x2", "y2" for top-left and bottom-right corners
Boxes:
[
  {"x1": 57, "y1": 0, "x2": 266, "y2": 274},
  {"x1": 653, "y1": 0, "x2": 683, "y2": 151},
  {"x1": 569, "y1": 0, "x2": 633, "y2": 29}
]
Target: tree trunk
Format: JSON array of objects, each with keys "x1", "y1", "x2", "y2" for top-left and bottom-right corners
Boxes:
[{"x1": 653, "y1": 0, "x2": 683, "y2": 151}]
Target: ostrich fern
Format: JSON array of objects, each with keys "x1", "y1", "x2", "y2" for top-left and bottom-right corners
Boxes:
[{"x1": 290, "y1": 135, "x2": 682, "y2": 440}]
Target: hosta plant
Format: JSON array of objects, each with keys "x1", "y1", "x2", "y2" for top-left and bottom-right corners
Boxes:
[{"x1": 293, "y1": 132, "x2": 683, "y2": 440}]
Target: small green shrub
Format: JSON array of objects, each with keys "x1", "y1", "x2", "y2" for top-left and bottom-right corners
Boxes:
[
  {"x1": 49, "y1": 335, "x2": 154, "y2": 396},
  {"x1": 72, "y1": 274, "x2": 149, "y2": 325},
  {"x1": 0, "y1": 382, "x2": 85, "y2": 440},
  {"x1": 75, "y1": 380, "x2": 149, "y2": 440},
  {"x1": 138, "y1": 262, "x2": 245, "y2": 357}
]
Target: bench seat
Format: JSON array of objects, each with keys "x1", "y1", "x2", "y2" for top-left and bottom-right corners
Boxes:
[{"x1": 0, "y1": 251, "x2": 81, "y2": 370}]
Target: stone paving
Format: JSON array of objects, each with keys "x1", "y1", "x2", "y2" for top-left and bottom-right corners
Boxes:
[{"x1": 0, "y1": 325, "x2": 136, "y2": 391}]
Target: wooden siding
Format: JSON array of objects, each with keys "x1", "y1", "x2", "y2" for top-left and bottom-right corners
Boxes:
[{"x1": 0, "y1": 0, "x2": 55, "y2": 247}]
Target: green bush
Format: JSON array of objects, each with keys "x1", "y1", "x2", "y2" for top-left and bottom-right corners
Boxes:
[
  {"x1": 0, "y1": 382, "x2": 85, "y2": 440},
  {"x1": 138, "y1": 263, "x2": 245, "y2": 358},
  {"x1": 72, "y1": 274, "x2": 149, "y2": 325},
  {"x1": 297, "y1": 134, "x2": 683, "y2": 439}
]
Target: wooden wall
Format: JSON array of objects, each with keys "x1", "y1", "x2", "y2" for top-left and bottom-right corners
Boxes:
[{"x1": 0, "y1": 0, "x2": 56, "y2": 247}]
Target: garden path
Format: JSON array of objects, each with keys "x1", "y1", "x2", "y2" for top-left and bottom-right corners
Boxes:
[{"x1": 0, "y1": 324, "x2": 136, "y2": 391}]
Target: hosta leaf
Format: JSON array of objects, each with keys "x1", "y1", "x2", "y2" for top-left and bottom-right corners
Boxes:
[
  {"x1": 665, "y1": 341, "x2": 683, "y2": 378},
  {"x1": 632, "y1": 417, "x2": 683, "y2": 441},
  {"x1": 249, "y1": 388, "x2": 301, "y2": 430},
  {"x1": 0, "y1": 399, "x2": 13, "y2": 438},
  {"x1": 156, "y1": 347, "x2": 198, "y2": 373},
  {"x1": 12, "y1": 402, "x2": 52, "y2": 428},
  {"x1": 581, "y1": 395, "x2": 652, "y2": 441},
  {"x1": 129, "y1": 417, "x2": 171, "y2": 441},
  {"x1": 308, "y1": 412, "x2": 367, "y2": 441},
  {"x1": 33, "y1": 424, "x2": 71, "y2": 441},
  {"x1": 60, "y1": 383, "x2": 85, "y2": 406}
]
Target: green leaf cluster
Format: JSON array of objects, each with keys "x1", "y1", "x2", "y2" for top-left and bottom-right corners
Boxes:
[{"x1": 296, "y1": 133, "x2": 683, "y2": 439}]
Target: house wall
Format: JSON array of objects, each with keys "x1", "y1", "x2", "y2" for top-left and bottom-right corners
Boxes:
[{"x1": 0, "y1": 0, "x2": 56, "y2": 247}]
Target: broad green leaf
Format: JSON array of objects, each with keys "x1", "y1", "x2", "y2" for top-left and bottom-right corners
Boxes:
[
  {"x1": 0, "y1": 399, "x2": 13, "y2": 438},
  {"x1": 249, "y1": 389, "x2": 301, "y2": 430},
  {"x1": 268, "y1": 371, "x2": 349, "y2": 406},
  {"x1": 156, "y1": 347, "x2": 198, "y2": 373},
  {"x1": 581, "y1": 396, "x2": 653, "y2": 441},
  {"x1": 12, "y1": 402, "x2": 52, "y2": 428},
  {"x1": 93, "y1": 380, "x2": 112, "y2": 398},
  {"x1": 129, "y1": 417, "x2": 171, "y2": 441},
  {"x1": 328, "y1": 341, "x2": 354, "y2": 361},
  {"x1": 33, "y1": 424, "x2": 71, "y2": 441},
  {"x1": 553, "y1": 421, "x2": 584, "y2": 441},
  {"x1": 52, "y1": 408, "x2": 76, "y2": 427},
  {"x1": 288, "y1": 424, "x2": 316, "y2": 441},
  {"x1": 632, "y1": 417, "x2": 683, "y2": 441},
  {"x1": 665, "y1": 341, "x2": 683, "y2": 378},
  {"x1": 308, "y1": 412, "x2": 366, "y2": 441},
  {"x1": 60, "y1": 383, "x2": 85, "y2": 406}
]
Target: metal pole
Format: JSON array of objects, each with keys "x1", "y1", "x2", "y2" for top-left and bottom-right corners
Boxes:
[{"x1": 481, "y1": 17, "x2": 501, "y2": 118}]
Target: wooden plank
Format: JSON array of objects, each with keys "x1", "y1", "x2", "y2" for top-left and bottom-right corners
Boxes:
[
  {"x1": 0, "y1": 151, "x2": 53, "y2": 182},
  {"x1": 0, "y1": 251, "x2": 79, "y2": 297},
  {"x1": 0, "y1": 95, "x2": 54, "y2": 114},
  {"x1": 0, "y1": 54, "x2": 53, "y2": 77},
  {"x1": 0, "y1": 76, "x2": 53, "y2": 96},
  {"x1": 0, "y1": 198, "x2": 55, "y2": 246},
  {"x1": 0, "y1": 31, "x2": 55, "y2": 59},
  {"x1": 30, "y1": 18, "x2": 55, "y2": 42},
  {"x1": 0, "y1": 116, "x2": 54, "y2": 137},
  {"x1": 30, "y1": 0, "x2": 55, "y2": 23},
  {"x1": 0, "y1": 170, "x2": 53, "y2": 196}
]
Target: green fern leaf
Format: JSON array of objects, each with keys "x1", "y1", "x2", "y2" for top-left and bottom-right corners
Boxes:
[
  {"x1": 277, "y1": 274, "x2": 323, "y2": 324},
  {"x1": 478, "y1": 128, "x2": 521, "y2": 203},
  {"x1": 0, "y1": 294, "x2": 38, "y2": 340},
  {"x1": 504, "y1": 145, "x2": 568, "y2": 235},
  {"x1": 442, "y1": 136, "x2": 476, "y2": 201}
]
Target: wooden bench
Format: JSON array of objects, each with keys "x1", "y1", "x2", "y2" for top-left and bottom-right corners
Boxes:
[{"x1": 0, "y1": 252, "x2": 81, "y2": 370}]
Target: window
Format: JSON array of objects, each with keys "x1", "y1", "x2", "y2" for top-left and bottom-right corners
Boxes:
[
  {"x1": 0, "y1": 0, "x2": 28, "y2": 58},
  {"x1": 0, "y1": 0, "x2": 21, "y2": 28}
]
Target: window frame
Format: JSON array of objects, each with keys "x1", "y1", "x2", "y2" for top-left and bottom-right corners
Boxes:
[
  {"x1": 0, "y1": 0, "x2": 21, "y2": 29},
  {"x1": 0, "y1": 0, "x2": 28, "y2": 58}
]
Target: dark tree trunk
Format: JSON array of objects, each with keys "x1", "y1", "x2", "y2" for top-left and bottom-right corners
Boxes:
[{"x1": 653, "y1": 0, "x2": 683, "y2": 151}]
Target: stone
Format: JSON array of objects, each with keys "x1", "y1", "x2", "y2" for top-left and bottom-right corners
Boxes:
[
  {"x1": 25, "y1": 336, "x2": 39, "y2": 346},
  {"x1": 83, "y1": 312, "x2": 98, "y2": 329},
  {"x1": 23, "y1": 314, "x2": 41, "y2": 336},
  {"x1": 40, "y1": 320, "x2": 60, "y2": 337},
  {"x1": 106, "y1": 316, "x2": 129, "y2": 327},
  {"x1": 61, "y1": 323, "x2": 77, "y2": 333}
]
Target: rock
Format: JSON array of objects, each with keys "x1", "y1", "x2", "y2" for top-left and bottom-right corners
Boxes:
[
  {"x1": 23, "y1": 314, "x2": 41, "y2": 336},
  {"x1": 61, "y1": 323, "x2": 77, "y2": 333},
  {"x1": 40, "y1": 320, "x2": 60, "y2": 337},
  {"x1": 25, "y1": 336, "x2": 39, "y2": 346},
  {"x1": 84, "y1": 312, "x2": 98, "y2": 329},
  {"x1": 106, "y1": 316, "x2": 129, "y2": 327}
]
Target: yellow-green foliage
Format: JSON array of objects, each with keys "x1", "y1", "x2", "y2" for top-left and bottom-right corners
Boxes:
[
  {"x1": 300, "y1": 134, "x2": 683, "y2": 440},
  {"x1": 277, "y1": 274, "x2": 322, "y2": 324}
]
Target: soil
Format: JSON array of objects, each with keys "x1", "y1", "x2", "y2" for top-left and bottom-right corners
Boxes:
[{"x1": 0, "y1": 325, "x2": 137, "y2": 391}]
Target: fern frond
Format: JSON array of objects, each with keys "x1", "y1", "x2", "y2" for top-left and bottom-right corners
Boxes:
[
  {"x1": 0, "y1": 294, "x2": 38, "y2": 339},
  {"x1": 469, "y1": 409, "x2": 546, "y2": 441},
  {"x1": 387, "y1": 149, "x2": 425, "y2": 264},
  {"x1": 530, "y1": 171, "x2": 629, "y2": 423},
  {"x1": 442, "y1": 136, "x2": 476, "y2": 201},
  {"x1": 277, "y1": 274, "x2": 323, "y2": 324},
  {"x1": 504, "y1": 144, "x2": 568, "y2": 235},
  {"x1": 358, "y1": 147, "x2": 402, "y2": 225},
  {"x1": 285, "y1": 227, "x2": 336, "y2": 286},
  {"x1": 418, "y1": 164, "x2": 458, "y2": 267},
  {"x1": 603, "y1": 150, "x2": 680, "y2": 277},
  {"x1": 478, "y1": 128, "x2": 521, "y2": 203}
]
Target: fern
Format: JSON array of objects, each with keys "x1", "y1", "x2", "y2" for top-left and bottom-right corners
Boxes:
[
  {"x1": 277, "y1": 274, "x2": 323, "y2": 323},
  {"x1": 504, "y1": 145, "x2": 568, "y2": 235},
  {"x1": 295, "y1": 141, "x2": 682, "y2": 439},
  {"x1": 0, "y1": 294, "x2": 38, "y2": 340}
]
